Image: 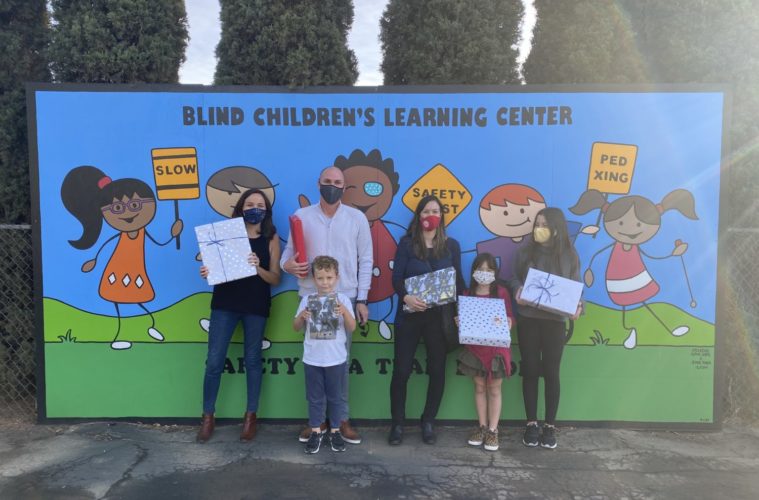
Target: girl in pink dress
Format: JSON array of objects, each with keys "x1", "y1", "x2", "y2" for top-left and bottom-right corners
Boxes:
[{"x1": 570, "y1": 189, "x2": 698, "y2": 348}]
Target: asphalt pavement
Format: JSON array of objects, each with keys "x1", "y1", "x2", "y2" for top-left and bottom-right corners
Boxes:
[{"x1": 1, "y1": 420, "x2": 758, "y2": 499}]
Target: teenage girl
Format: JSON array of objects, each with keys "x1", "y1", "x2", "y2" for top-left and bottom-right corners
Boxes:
[
  {"x1": 196, "y1": 188, "x2": 281, "y2": 443},
  {"x1": 457, "y1": 252, "x2": 514, "y2": 452},
  {"x1": 510, "y1": 208, "x2": 581, "y2": 450},
  {"x1": 61, "y1": 165, "x2": 182, "y2": 350}
]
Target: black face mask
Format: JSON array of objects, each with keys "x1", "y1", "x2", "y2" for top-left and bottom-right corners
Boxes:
[{"x1": 320, "y1": 183, "x2": 344, "y2": 204}]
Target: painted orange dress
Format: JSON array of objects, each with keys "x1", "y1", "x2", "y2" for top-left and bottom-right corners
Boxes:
[{"x1": 98, "y1": 229, "x2": 155, "y2": 303}]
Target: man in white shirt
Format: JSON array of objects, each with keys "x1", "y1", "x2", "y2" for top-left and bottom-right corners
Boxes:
[{"x1": 282, "y1": 166, "x2": 373, "y2": 444}]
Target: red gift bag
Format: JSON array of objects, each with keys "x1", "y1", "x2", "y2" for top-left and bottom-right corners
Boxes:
[{"x1": 289, "y1": 215, "x2": 307, "y2": 277}]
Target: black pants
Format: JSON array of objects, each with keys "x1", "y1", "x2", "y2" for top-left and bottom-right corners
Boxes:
[
  {"x1": 517, "y1": 315, "x2": 566, "y2": 424},
  {"x1": 390, "y1": 309, "x2": 447, "y2": 425}
]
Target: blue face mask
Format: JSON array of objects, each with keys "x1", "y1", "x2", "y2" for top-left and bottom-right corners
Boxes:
[{"x1": 243, "y1": 207, "x2": 266, "y2": 225}]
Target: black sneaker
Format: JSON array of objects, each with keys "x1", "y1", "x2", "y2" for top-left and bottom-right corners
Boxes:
[
  {"x1": 540, "y1": 425, "x2": 557, "y2": 449},
  {"x1": 304, "y1": 431, "x2": 323, "y2": 454},
  {"x1": 329, "y1": 431, "x2": 346, "y2": 452},
  {"x1": 522, "y1": 423, "x2": 540, "y2": 447}
]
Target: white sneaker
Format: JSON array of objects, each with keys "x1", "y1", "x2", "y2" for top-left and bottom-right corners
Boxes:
[
  {"x1": 262, "y1": 338, "x2": 271, "y2": 350},
  {"x1": 672, "y1": 326, "x2": 689, "y2": 337},
  {"x1": 379, "y1": 320, "x2": 392, "y2": 340},
  {"x1": 623, "y1": 329, "x2": 637, "y2": 349},
  {"x1": 148, "y1": 327, "x2": 164, "y2": 341},
  {"x1": 111, "y1": 341, "x2": 132, "y2": 350}
]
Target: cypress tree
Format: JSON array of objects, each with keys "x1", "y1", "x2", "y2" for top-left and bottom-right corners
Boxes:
[
  {"x1": 49, "y1": 0, "x2": 189, "y2": 83},
  {"x1": 214, "y1": 0, "x2": 358, "y2": 86},
  {"x1": 523, "y1": 0, "x2": 645, "y2": 84},
  {"x1": 380, "y1": 0, "x2": 522, "y2": 85},
  {"x1": 0, "y1": 0, "x2": 49, "y2": 223}
]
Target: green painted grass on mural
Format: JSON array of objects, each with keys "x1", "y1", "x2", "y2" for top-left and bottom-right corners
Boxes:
[
  {"x1": 43, "y1": 342, "x2": 714, "y2": 423},
  {"x1": 43, "y1": 292, "x2": 712, "y2": 347}
]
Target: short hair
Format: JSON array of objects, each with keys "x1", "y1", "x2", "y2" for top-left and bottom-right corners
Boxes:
[
  {"x1": 480, "y1": 183, "x2": 544, "y2": 209},
  {"x1": 311, "y1": 255, "x2": 339, "y2": 275}
]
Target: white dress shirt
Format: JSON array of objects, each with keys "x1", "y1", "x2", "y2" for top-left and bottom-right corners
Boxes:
[{"x1": 281, "y1": 203, "x2": 373, "y2": 300}]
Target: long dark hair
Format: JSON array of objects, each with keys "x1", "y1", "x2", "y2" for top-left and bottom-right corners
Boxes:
[
  {"x1": 468, "y1": 252, "x2": 499, "y2": 298},
  {"x1": 233, "y1": 188, "x2": 277, "y2": 240},
  {"x1": 406, "y1": 194, "x2": 448, "y2": 260},
  {"x1": 526, "y1": 207, "x2": 578, "y2": 276},
  {"x1": 61, "y1": 165, "x2": 155, "y2": 249}
]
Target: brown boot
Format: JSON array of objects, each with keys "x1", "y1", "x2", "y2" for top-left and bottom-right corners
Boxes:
[
  {"x1": 299, "y1": 421, "x2": 327, "y2": 442},
  {"x1": 240, "y1": 411, "x2": 257, "y2": 442},
  {"x1": 196, "y1": 413, "x2": 215, "y2": 443},
  {"x1": 340, "y1": 420, "x2": 362, "y2": 444}
]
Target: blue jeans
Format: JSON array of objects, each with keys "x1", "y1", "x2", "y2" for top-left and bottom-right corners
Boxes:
[
  {"x1": 202, "y1": 309, "x2": 266, "y2": 414},
  {"x1": 304, "y1": 362, "x2": 347, "y2": 428}
]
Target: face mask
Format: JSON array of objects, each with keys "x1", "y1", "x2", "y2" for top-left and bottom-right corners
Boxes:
[
  {"x1": 243, "y1": 207, "x2": 266, "y2": 225},
  {"x1": 473, "y1": 270, "x2": 496, "y2": 285},
  {"x1": 420, "y1": 215, "x2": 441, "y2": 231},
  {"x1": 533, "y1": 227, "x2": 552, "y2": 244},
  {"x1": 319, "y1": 184, "x2": 344, "y2": 204}
]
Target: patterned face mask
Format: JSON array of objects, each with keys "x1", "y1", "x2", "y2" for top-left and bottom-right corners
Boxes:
[
  {"x1": 243, "y1": 207, "x2": 266, "y2": 224},
  {"x1": 473, "y1": 270, "x2": 496, "y2": 285}
]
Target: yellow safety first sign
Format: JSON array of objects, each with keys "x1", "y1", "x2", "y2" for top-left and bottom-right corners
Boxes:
[
  {"x1": 151, "y1": 147, "x2": 200, "y2": 200},
  {"x1": 587, "y1": 142, "x2": 638, "y2": 194},
  {"x1": 402, "y1": 164, "x2": 471, "y2": 226}
]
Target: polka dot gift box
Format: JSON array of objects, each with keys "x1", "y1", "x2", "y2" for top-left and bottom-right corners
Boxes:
[
  {"x1": 458, "y1": 295, "x2": 511, "y2": 347},
  {"x1": 195, "y1": 217, "x2": 257, "y2": 285}
]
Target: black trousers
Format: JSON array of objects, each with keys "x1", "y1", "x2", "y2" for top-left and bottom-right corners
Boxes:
[
  {"x1": 389, "y1": 308, "x2": 448, "y2": 425},
  {"x1": 517, "y1": 315, "x2": 566, "y2": 424}
]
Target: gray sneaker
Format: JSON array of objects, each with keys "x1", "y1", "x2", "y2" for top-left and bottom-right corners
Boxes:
[
  {"x1": 523, "y1": 423, "x2": 540, "y2": 447},
  {"x1": 540, "y1": 425, "x2": 557, "y2": 449},
  {"x1": 329, "y1": 431, "x2": 346, "y2": 452},
  {"x1": 304, "y1": 431, "x2": 323, "y2": 454}
]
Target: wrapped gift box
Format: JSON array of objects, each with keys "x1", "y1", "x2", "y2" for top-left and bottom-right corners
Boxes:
[
  {"x1": 404, "y1": 266, "x2": 457, "y2": 309},
  {"x1": 195, "y1": 217, "x2": 257, "y2": 285},
  {"x1": 458, "y1": 295, "x2": 511, "y2": 347},
  {"x1": 521, "y1": 268, "x2": 583, "y2": 317},
  {"x1": 307, "y1": 293, "x2": 339, "y2": 340}
]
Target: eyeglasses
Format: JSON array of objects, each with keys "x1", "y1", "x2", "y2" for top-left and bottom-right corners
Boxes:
[
  {"x1": 363, "y1": 182, "x2": 384, "y2": 197},
  {"x1": 101, "y1": 198, "x2": 155, "y2": 215}
]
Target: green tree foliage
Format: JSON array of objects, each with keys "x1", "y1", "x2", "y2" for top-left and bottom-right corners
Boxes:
[
  {"x1": 0, "y1": 0, "x2": 49, "y2": 224},
  {"x1": 214, "y1": 0, "x2": 358, "y2": 86},
  {"x1": 617, "y1": 0, "x2": 759, "y2": 226},
  {"x1": 380, "y1": 0, "x2": 522, "y2": 85},
  {"x1": 523, "y1": 0, "x2": 645, "y2": 84},
  {"x1": 49, "y1": 0, "x2": 189, "y2": 83},
  {"x1": 526, "y1": 0, "x2": 759, "y2": 225}
]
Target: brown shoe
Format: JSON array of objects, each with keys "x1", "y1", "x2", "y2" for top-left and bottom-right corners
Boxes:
[
  {"x1": 196, "y1": 413, "x2": 215, "y2": 443},
  {"x1": 240, "y1": 411, "x2": 257, "y2": 442},
  {"x1": 340, "y1": 420, "x2": 362, "y2": 444},
  {"x1": 299, "y1": 421, "x2": 327, "y2": 443}
]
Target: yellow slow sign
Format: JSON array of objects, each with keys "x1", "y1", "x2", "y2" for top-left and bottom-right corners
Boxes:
[{"x1": 151, "y1": 147, "x2": 200, "y2": 200}]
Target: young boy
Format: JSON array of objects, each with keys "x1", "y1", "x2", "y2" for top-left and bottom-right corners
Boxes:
[{"x1": 293, "y1": 256, "x2": 357, "y2": 454}]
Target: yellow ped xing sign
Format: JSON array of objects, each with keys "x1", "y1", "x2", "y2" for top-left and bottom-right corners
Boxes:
[
  {"x1": 587, "y1": 142, "x2": 638, "y2": 194},
  {"x1": 402, "y1": 163, "x2": 471, "y2": 226},
  {"x1": 151, "y1": 147, "x2": 201, "y2": 200}
]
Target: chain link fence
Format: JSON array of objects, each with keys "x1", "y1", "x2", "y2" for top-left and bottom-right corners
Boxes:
[
  {"x1": 0, "y1": 225, "x2": 757, "y2": 423},
  {"x1": 0, "y1": 225, "x2": 35, "y2": 421}
]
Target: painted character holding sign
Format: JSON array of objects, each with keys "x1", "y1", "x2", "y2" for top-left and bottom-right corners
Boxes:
[
  {"x1": 570, "y1": 189, "x2": 698, "y2": 349},
  {"x1": 61, "y1": 166, "x2": 183, "y2": 350}
]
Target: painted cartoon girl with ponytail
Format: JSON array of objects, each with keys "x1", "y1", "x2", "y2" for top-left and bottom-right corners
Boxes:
[
  {"x1": 61, "y1": 166, "x2": 183, "y2": 350},
  {"x1": 569, "y1": 189, "x2": 697, "y2": 349}
]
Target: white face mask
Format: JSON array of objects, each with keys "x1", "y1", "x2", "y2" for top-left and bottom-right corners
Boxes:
[{"x1": 473, "y1": 270, "x2": 496, "y2": 285}]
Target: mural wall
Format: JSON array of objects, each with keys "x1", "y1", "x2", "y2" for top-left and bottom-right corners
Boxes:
[{"x1": 29, "y1": 85, "x2": 725, "y2": 425}]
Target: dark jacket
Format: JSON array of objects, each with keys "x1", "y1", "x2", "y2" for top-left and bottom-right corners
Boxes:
[
  {"x1": 509, "y1": 242, "x2": 581, "y2": 321},
  {"x1": 392, "y1": 235, "x2": 466, "y2": 322}
]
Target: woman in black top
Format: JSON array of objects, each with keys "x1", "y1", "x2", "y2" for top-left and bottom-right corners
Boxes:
[
  {"x1": 197, "y1": 188, "x2": 281, "y2": 443},
  {"x1": 509, "y1": 207, "x2": 581, "y2": 450},
  {"x1": 388, "y1": 195, "x2": 465, "y2": 446}
]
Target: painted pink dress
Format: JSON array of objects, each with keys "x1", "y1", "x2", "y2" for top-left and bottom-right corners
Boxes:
[{"x1": 605, "y1": 242, "x2": 659, "y2": 306}]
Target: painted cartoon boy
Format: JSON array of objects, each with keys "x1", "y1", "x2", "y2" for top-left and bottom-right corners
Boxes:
[
  {"x1": 335, "y1": 149, "x2": 401, "y2": 340},
  {"x1": 477, "y1": 184, "x2": 547, "y2": 283}
]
